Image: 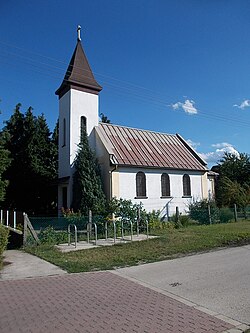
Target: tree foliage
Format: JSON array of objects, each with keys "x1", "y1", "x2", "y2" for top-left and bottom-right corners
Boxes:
[
  {"x1": 72, "y1": 128, "x2": 106, "y2": 215},
  {"x1": 0, "y1": 104, "x2": 58, "y2": 214},
  {"x1": 218, "y1": 152, "x2": 250, "y2": 186},
  {"x1": 100, "y1": 113, "x2": 111, "y2": 123},
  {"x1": 215, "y1": 152, "x2": 250, "y2": 208},
  {"x1": 0, "y1": 135, "x2": 10, "y2": 202}
]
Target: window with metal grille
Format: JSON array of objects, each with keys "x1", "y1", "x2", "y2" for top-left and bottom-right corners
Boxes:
[
  {"x1": 161, "y1": 173, "x2": 171, "y2": 197},
  {"x1": 136, "y1": 172, "x2": 146, "y2": 197},
  {"x1": 183, "y1": 174, "x2": 191, "y2": 196}
]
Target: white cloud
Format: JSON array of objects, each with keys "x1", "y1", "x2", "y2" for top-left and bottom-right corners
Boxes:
[
  {"x1": 211, "y1": 142, "x2": 233, "y2": 148},
  {"x1": 199, "y1": 142, "x2": 239, "y2": 165},
  {"x1": 233, "y1": 99, "x2": 250, "y2": 109},
  {"x1": 186, "y1": 139, "x2": 200, "y2": 149},
  {"x1": 171, "y1": 99, "x2": 198, "y2": 115}
]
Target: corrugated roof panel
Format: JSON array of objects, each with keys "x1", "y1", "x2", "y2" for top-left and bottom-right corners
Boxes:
[
  {"x1": 97, "y1": 123, "x2": 207, "y2": 171},
  {"x1": 131, "y1": 129, "x2": 158, "y2": 166}
]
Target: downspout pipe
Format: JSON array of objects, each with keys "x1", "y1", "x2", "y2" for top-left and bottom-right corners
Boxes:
[{"x1": 109, "y1": 154, "x2": 118, "y2": 200}]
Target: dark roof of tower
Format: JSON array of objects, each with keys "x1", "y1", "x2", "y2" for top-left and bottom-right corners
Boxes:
[{"x1": 55, "y1": 41, "x2": 102, "y2": 97}]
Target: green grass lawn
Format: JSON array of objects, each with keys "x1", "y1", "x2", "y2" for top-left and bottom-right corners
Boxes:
[{"x1": 25, "y1": 220, "x2": 250, "y2": 273}]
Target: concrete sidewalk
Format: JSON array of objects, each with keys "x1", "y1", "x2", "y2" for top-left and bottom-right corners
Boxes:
[
  {"x1": 0, "y1": 250, "x2": 66, "y2": 280},
  {"x1": 116, "y1": 245, "x2": 250, "y2": 326}
]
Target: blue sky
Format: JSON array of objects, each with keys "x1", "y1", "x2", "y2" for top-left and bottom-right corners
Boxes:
[{"x1": 0, "y1": 0, "x2": 250, "y2": 167}]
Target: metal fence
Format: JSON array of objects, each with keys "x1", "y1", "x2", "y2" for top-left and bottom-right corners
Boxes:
[
  {"x1": 29, "y1": 215, "x2": 103, "y2": 232},
  {"x1": 186, "y1": 204, "x2": 250, "y2": 225},
  {"x1": 0, "y1": 210, "x2": 24, "y2": 229}
]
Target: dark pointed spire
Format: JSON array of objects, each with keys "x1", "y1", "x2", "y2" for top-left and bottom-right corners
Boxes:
[{"x1": 56, "y1": 27, "x2": 102, "y2": 97}]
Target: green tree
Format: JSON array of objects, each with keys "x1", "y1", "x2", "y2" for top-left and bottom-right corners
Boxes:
[
  {"x1": 1, "y1": 104, "x2": 58, "y2": 214},
  {"x1": 100, "y1": 113, "x2": 111, "y2": 123},
  {"x1": 72, "y1": 128, "x2": 106, "y2": 215},
  {"x1": 0, "y1": 134, "x2": 10, "y2": 202},
  {"x1": 215, "y1": 152, "x2": 250, "y2": 208},
  {"x1": 216, "y1": 177, "x2": 249, "y2": 208},
  {"x1": 218, "y1": 152, "x2": 250, "y2": 186}
]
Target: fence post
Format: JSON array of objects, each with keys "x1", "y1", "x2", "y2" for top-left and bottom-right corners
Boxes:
[
  {"x1": 234, "y1": 204, "x2": 238, "y2": 222},
  {"x1": 0, "y1": 210, "x2": 3, "y2": 224},
  {"x1": 23, "y1": 213, "x2": 27, "y2": 246},
  {"x1": 23, "y1": 214, "x2": 39, "y2": 245},
  {"x1": 208, "y1": 203, "x2": 212, "y2": 225},
  {"x1": 14, "y1": 211, "x2": 16, "y2": 229},
  {"x1": 175, "y1": 207, "x2": 180, "y2": 224},
  {"x1": 166, "y1": 203, "x2": 169, "y2": 221},
  {"x1": 137, "y1": 207, "x2": 140, "y2": 236},
  {"x1": 88, "y1": 210, "x2": 92, "y2": 236}
]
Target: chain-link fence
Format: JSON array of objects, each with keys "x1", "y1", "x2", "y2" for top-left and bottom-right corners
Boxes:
[{"x1": 188, "y1": 203, "x2": 250, "y2": 225}]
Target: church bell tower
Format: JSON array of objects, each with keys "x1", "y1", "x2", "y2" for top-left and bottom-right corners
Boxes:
[{"x1": 55, "y1": 26, "x2": 102, "y2": 213}]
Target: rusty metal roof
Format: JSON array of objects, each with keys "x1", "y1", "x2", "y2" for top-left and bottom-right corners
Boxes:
[{"x1": 96, "y1": 123, "x2": 207, "y2": 171}]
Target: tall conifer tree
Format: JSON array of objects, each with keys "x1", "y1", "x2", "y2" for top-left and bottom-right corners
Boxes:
[
  {"x1": 2, "y1": 104, "x2": 58, "y2": 214},
  {"x1": 0, "y1": 121, "x2": 10, "y2": 202},
  {"x1": 72, "y1": 129, "x2": 106, "y2": 215}
]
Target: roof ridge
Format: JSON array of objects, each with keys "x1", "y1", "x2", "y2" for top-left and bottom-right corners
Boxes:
[{"x1": 99, "y1": 122, "x2": 175, "y2": 136}]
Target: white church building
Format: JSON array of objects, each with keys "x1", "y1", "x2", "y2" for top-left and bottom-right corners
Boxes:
[{"x1": 56, "y1": 29, "x2": 215, "y2": 217}]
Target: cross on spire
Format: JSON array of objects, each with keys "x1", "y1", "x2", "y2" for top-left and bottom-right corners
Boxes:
[{"x1": 77, "y1": 25, "x2": 81, "y2": 41}]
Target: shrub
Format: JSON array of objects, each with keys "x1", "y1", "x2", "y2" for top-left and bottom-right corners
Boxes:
[
  {"x1": 219, "y1": 207, "x2": 234, "y2": 224},
  {"x1": 38, "y1": 226, "x2": 67, "y2": 245},
  {"x1": 189, "y1": 199, "x2": 220, "y2": 225},
  {"x1": 148, "y1": 219, "x2": 174, "y2": 231},
  {"x1": 112, "y1": 198, "x2": 148, "y2": 223},
  {"x1": 0, "y1": 224, "x2": 9, "y2": 267}
]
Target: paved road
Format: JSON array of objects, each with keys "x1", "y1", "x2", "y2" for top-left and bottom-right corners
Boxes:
[
  {"x1": 0, "y1": 248, "x2": 249, "y2": 332},
  {"x1": 116, "y1": 245, "x2": 250, "y2": 325},
  {"x1": 0, "y1": 271, "x2": 241, "y2": 333}
]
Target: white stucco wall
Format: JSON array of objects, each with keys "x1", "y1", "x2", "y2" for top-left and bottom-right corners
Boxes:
[
  {"x1": 58, "y1": 88, "x2": 99, "y2": 210},
  {"x1": 207, "y1": 175, "x2": 215, "y2": 200},
  {"x1": 58, "y1": 91, "x2": 71, "y2": 178},
  {"x1": 117, "y1": 167, "x2": 205, "y2": 216},
  {"x1": 70, "y1": 89, "x2": 99, "y2": 165}
]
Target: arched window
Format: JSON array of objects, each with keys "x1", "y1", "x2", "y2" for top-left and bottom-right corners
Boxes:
[
  {"x1": 80, "y1": 116, "x2": 87, "y2": 140},
  {"x1": 161, "y1": 173, "x2": 170, "y2": 197},
  {"x1": 136, "y1": 172, "x2": 146, "y2": 197},
  {"x1": 62, "y1": 118, "x2": 66, "y2": 147},
  {"x1": 183, "y1": 174, "x2": 191, "y2": 196}
]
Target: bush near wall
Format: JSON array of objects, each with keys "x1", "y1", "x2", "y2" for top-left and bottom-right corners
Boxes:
[
  {"x1": 0, "y1": 225, "x2": 9, "y2": 267},
  {"x1": 189, "y1": 199, "x2": 220, "y2": 225}
]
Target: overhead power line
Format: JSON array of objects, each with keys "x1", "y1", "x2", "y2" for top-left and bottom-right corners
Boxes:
[{"x1": 0, "y1": 40, "x2": 250, "y2": 128}]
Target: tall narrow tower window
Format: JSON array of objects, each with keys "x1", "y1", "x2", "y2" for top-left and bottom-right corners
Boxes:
[
  {"x1": 62, "y1": 118, "x2": 66, "y2": 147},
  {"x1": 81, "y1": 116, "x2": 87, "y2": 140}
]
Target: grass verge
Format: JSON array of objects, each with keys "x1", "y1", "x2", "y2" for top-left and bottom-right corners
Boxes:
[{"x1": 25, "y1": 220, "x2": 250, "y2": 273}]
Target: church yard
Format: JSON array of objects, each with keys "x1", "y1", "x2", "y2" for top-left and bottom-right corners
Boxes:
[{"x1": 25, "y1": 220, "x2": 250, "y2": 273}]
